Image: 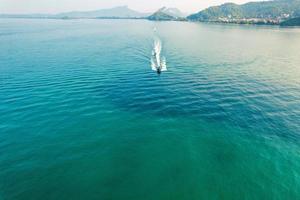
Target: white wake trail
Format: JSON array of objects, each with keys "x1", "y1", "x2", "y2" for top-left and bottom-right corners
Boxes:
[{"x1": 151, "y1": 38, "x2": 167, "y2": 72}]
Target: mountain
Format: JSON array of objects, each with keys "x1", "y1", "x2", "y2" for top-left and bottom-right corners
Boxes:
[
  {"x1": 159, "y1": 7, "x2": 187, "y2": 18},
  {"x1": 188, "y1": 0, "x2": 300, "y2": 23},
  {"x1": 0, "y1": 6, "x2": 148, "y2": 19},
  {"x1": 56, "y1": 6, "x2": 147, "y2": 19},
  {"x1": 280, "y1": 17, "x2": 300, "y2": 26},
  {"x1": 148, "y1": 7, "x2": 187, "y2": 21}
]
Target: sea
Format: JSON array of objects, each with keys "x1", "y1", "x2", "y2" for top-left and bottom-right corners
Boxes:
[{"x1": 0, "y1": 19, "x2": 300, "y2": 199}]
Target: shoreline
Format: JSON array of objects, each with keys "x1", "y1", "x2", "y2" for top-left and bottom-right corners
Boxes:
[{"x1": 1, "y1": 17, "x2": 299, "y2": 28}]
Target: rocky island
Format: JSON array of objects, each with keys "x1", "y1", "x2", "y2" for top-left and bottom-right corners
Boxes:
[{"x1": 147, "y1": 7, "x2": 187, "y2": 21}]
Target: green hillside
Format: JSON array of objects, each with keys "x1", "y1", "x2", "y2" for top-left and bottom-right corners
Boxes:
[
  {"x1": 188, "y1": 0, "x2": 300, "y2": 22},
  {"x1": 280, "y1": 17, "x2": 300, "y2": 26}
]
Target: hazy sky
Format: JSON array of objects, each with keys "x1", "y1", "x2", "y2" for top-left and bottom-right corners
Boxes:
[{"x1": 0, "y1": 0, "x2": 260, "y2": 14}]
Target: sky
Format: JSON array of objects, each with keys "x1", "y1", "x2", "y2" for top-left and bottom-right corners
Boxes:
[{"x1": 0, "y1": 0, "x2": 261, "y2": 14}]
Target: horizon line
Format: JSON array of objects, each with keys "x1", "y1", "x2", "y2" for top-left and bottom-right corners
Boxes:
[{"x1": 0, "y1": 1, "x2": 259, "y2": 15}]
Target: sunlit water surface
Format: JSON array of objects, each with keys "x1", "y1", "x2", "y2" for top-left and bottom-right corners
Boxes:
[{"x1": 1, "y1": 19, "x2": 300, "y2": 199}]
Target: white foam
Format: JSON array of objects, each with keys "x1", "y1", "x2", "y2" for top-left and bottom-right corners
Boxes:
[{"x1": 151, "y1": 38, "x2": 167, "y2": 72}]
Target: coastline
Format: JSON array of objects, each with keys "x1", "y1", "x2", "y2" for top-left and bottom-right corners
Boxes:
[{"x1": 1, "y1": 17, "x2": 299, "y2": 28}]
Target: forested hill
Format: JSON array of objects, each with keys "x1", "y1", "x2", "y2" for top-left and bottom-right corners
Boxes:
[
  {"x1": 280, "y1": 17, "x2": 300, "y2": 26},
  {"x1": 188, "y1": 0, "x2": 300, "y2": 22}
]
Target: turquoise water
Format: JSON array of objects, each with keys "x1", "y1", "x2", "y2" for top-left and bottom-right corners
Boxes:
[{"x1": 1, "y1": 19, "x2": 300, "y2": 199}]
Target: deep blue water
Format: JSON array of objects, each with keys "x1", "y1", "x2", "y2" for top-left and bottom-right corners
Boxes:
[{"x1": 1, "y1": 19, "x2": 300, "y2": 199}]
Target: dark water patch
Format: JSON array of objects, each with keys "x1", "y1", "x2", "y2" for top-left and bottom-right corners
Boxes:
[{"x1": 99, "y1": 63, "x2": 300, "y2": 139}]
